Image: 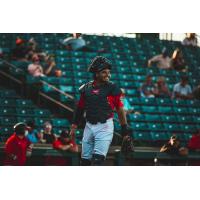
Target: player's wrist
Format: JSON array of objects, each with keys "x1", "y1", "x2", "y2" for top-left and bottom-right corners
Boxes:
[{"x1": 121, "y1": 124, "x2": 130, "y2": 137}]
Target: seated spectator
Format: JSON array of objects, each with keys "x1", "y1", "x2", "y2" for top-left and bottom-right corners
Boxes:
[
  {"x1": 53, "y1": 130, "x2": 78, "y2": 152},
  {"x1": 40, "y1": 121, "x2": 56, "y2": 144},
  {"x1": 148, "y1": 47, "x2": 172, "y2": 69},
  {"x1": 172, "y1": 75, "x2": 193, "y2": 100},
  {"x1": 28, "y1": 54, "x2": 45, "y2": 77},
  {"x1": 43, "y1": 54, "x2": 62, "y2": 77},
  {"x1": 12, "y1": 38, "x2": 29, "y2": 61},
  {"x1": 160, "y1": 135, "x2": 188, "y2": 156},
  {"x1": 45, "y1": 130, "x2": 78, "y2": 166},
  {"x1": 171, "y1": 48, "x2": 187, "y2": 71},
  {"x1": 154, "y1": 76, "x2": 171, "y2": 98},
  {"x1": 182, "y1": 33, "x2": 198, "y2": 47},
  {"x1": 188, "y1": 129, "x2": 200, "y2": 151},
  {"x1": 61, "y1": 33, "x2": 105, "y2": 52},
  {"x1": 61, "y1": 33, "x2": 86, "y2": 51},
  {"x1": 28, "y1": 53, "x2": 60, "y2": 77},
  {"x1": 140, "y1": 75, "x2": 156, "y2": 98},
  {"x1": 4, "y1": 122, "x2": 33, "y2": 166},
  {"x1": 26, "y1": 121, "x2": 41, "y2": 144},
  {"x1": 193, "y1": 83, "x2": 200, "y2": 100},
  {"x1": 121, "y1": 88, "x2": 140, "y2": 115}
]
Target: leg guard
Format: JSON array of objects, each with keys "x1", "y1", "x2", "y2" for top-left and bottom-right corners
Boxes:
[
  {"x1": 92, "y1": 154, "x2": 105, "y2": 166},
  {"x1": 81, "y1": 158, "x2": 92, "y2": 166}
]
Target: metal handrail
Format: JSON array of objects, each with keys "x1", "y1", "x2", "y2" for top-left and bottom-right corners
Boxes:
[{"x1": 0, "y1": 58, "x2": 75, "y2": 111}]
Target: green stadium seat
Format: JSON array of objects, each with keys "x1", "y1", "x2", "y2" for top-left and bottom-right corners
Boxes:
[
  {"x1": 163, "y1": 123, "x2": 180, "y2": 132},
  {"x1": 130, "y1": 122, "x2": 148, "y2": 131},
  {"x1": 148, "y1": 123, "x2": 164, "y2": 131},
  {"x1": 60, "y1": 85, "x2": 74, "y2": 93},
  {"x1": 140, "y1": 98, "x2": 157, "y2": 106},
  {"x1": 177, "y1": 115, "x2": 194, "y2": 124},
  {"x1": 0, "y1": 108, "x2": 16, "y2": 116},
  {"x1": 34, "y1": 118, "x2": 50, "y2": 127},
  {"x1": 133, "y1": 131, "x2": 152, "y2": 141},
  {"x1": 129, "y1": 114, "x2": 145, "y2": 122},
  {"x1": 0, "y1": 99, "x2": 16, "y2": 107},
  {"x1": 173, "y1": 107, "x2": 189, "y2": 115},
  {"x1": 192, "y1": 116, "x2": 200, "y2": 124},
  {"x1": 145, "y1": 114, "x2": 161, "y2": 122},
  {"x1": 158, "y1": 106, "x2": 173, "y2": 114},
  {"x1": 188, "y1": 108, "x2": 200, "y2": 115},
  {"x1": 156, "y1": 98, "x2": 172, "y2": 106},
  {"x1": 1, "y1": 117, "x2": 18, "y2": 126},
  {"x1": 16, "y1": 108, "x2": 34, "y2": 117},
  {"x1": 0, "y1": 127, "x2": 13, "y2": 136},
  {"x1": 52, "y1": 118, "x2": 70, "y2": 127},
  {"x1": 34, "y1": 109, "x2": 51, "y2": 117},
  {"x1": 172, "y1": 99, "x2": 188, "y2": 107},
  {"x1": 16, "y1": 99, "x2": 34, "y2": 108},
  {"x1": 161, "y1": 115, "x2": 177, "y2": 123},
  {"x1": 180, "y1": 124, "x2": 197, "y2": 133},
  {"x1": 142, "y1": 106, "x2": 157, "y2": 114},
  {"x1": 150, "y1": 132, "x2": 169, "y2": 142}
]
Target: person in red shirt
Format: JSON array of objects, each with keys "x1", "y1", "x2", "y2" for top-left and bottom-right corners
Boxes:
[
  {"x1": 188, "y1": 129, "x2": 200, "y2": 151},
  {"x1": 4, "y1": 122, "x2": 33, "y2": 166},
  {"x1": 53, "y1": 130, "x2": 78, "y2": 152},
  {"x1": 45, "y1": 130, "x2": 78, "y2": 166}
]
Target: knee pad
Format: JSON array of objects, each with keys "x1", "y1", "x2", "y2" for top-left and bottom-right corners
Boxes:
[
  {"x1": 81, "y1": 158, "x2": 91, "y2": 166},
  {"x1": 92, "y1": 154, "x2": 105, "y2": 166}
]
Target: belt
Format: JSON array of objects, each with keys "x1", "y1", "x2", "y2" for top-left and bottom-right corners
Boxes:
[{"x1": 87, "y1": 119, "x2": 108, "y2": 125}]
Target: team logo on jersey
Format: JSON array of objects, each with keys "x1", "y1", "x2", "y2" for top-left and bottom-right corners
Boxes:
[{"x1": 92, "y1": 89, "x2": 100, "y2": 95}]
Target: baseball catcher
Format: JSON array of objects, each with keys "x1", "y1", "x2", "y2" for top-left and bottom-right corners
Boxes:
[{"x1": 70, "y1": 56, "x2": 132, "y2": 165}]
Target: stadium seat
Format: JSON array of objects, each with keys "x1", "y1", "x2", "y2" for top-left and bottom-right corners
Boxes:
[
  {"x1": 158, "y1": 106, "x2": 173, "y2": 114},
  {"x1": 161, "y1": 115, "x2": 177, "y2": 123},
  {"x1": 130, "y1": 122, "x2": 148, "y2": 131},
  {"x1": 133, "y1": 131, "x2": 152, "y2": 141},
  {"x1": 52, "y1": 118, "x2": 70, "y2": 128},
  {"x1": 164, "y1": 123, "x2": 180, "y2": 132},
  {"x1": 148, "y1": 123, "x2": 164, "y2": 131}
]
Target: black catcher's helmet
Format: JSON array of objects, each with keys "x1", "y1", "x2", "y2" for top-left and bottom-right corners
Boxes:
[{"x1": 88, "y1": 56, "x2": 112, "y2": 73}]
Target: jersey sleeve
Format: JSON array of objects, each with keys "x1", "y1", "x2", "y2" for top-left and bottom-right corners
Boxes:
[
  {"x1": 5, "y1": 137, "x2": 15, "y2": 155},
  {"x1": 110, "y1": 83, "x2": 123, "y2": 109}
]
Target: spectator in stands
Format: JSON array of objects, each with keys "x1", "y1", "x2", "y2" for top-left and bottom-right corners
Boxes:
[
  {"x1": 61, "y1": 33, "x2": 86, "y2": 51},
  {"x1": 12, "y1": 38, "x2": 29, "y2": 61},
  {"x1": 4, "y1": 122, "x2": 33, "y2": 166},
  {"x1": 28, "y1": 54, "x2": 59, "y2": 77},
  {"x1": 43, "y1": 54, "x2": 62, "y2": 77},
  {"x1": 121, "y1": 88, "x2": 140, "y2": 115},
  {"x1": 53, "y1": 130, "x2": 78, "y2": 152},
  {"x1": 154, "y1": 76, "x2": 171, "y2": 98},
  {"x1": 160, "y1": 135, "x2": 188, "y2": 156},
  {"x1": 193, "y1": 83, "x2": 200, "y2": 100},
  {"x1": 182, "y1": 33, "x2": 198, "y2": 47},
  {"x1": 40, "y1": 121, "x2": 56, "y2": 144},
  {"x1": 27, "y1": 54, "x2": 45, "y2": 77},
  {"x1": 171, "y1": 48, "x2": 187, "y2": 72},
  {"x1": 26, "y1": 121, "x2": 41, "y2": 144},
  {"x1": 147, "y1": 47, "x2": 172, "y2": 69},
  {"x1": 140, "y1": 75, "x2": 156, "y2": 98},
  {"x1": 188, "y1": 129, "x2": 200, "y2": 151},
  {"x1": 172, "y1": 75, "x2": 193, "y2": 100},
  {"x1": 61, "y1": 33, "x2": 105, "y2": 52}
]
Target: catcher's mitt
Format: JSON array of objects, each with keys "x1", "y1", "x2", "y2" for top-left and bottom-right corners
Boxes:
[{"x1": 121, "y1": 135, "x2": 134, "y2": 154}]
